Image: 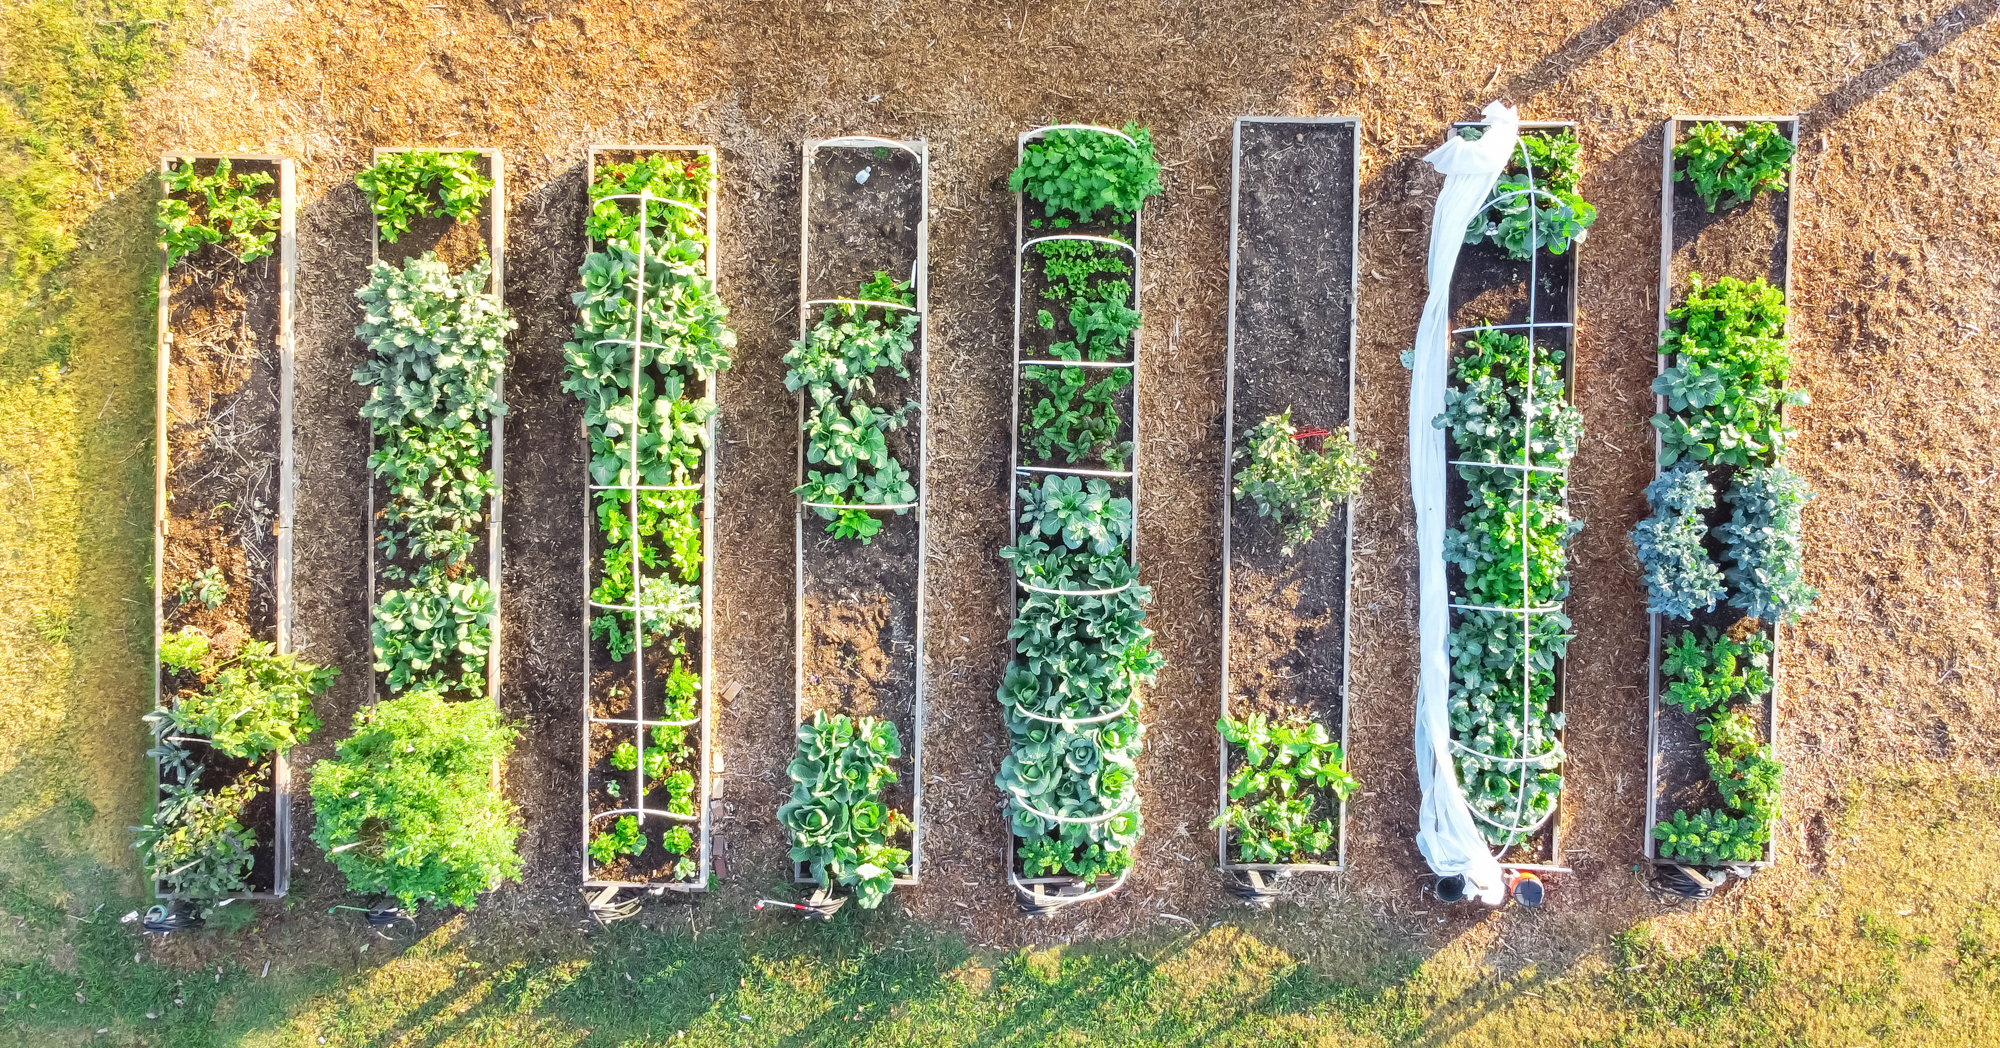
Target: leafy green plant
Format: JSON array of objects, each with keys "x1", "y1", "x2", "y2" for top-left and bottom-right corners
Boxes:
[
  {"x1": 1653, "y1": 274, "x2": 1805, "y2": 468},
  {"x1": 1009, "y1": 122, "x2": 1162, "y2": 225},
  {"x1": 354, "y1": 253, "x2": 512, "y2": 432},
  {"x1": 1023, "y1": 365, "x2": 1131, "y2": 470},
  {"x1": 1034, "y1": 239, "x2": 1131, "y2": 304},
  {"x1": 1465, "y1": 128, "x2": 1595, "y2": 259},
  {"x1": 132, "y1": 768, "x2": 262, "y2": 910},
  {"x1": 1660, "y1": 627, "x2": 1771, "y2": 716},
  {"x1": 1233, "y1": 410, "x2": 1372, "y2": 556},
  {"x1": 1716, "y1": 465, "x2": 1817, "y2": 623},
  {"x1": 785, "y1": 277, "x2": 921, "y2": 541},
  {"x1": 157, "y1": 157, "x2": 280, "y2": 265},
  {"x1": 1630, "y1": 463, "x2": 1727, "y2": 619},
  {"x1": 1675, "y1": 120, "x2": 1795, "y2": 213},
  {"x1": 778, "y1": 711, "x2": 912, "y2": 909},
  {"x1": 588, "y1": 815, "x2": 647, "y2": 865},
  {"x1": 591, "y1": 490, "x2": 703, "y2": 660},
  {"x1": 309, "y1": 684, "x2": 522, "y2": 910},
  {"x1": 176, "y1": 565, "x2": 228, "y2": 609},
  {"x1": 1212, "y1": 713, "x2": 1356, "y2": 864},
  {"x1": 588, "y1": 152, "x2": 715, "y2": 242},
  {"x1": 1656, "y1": 626, "x2": 1781, "y2": 864},
  {"x1": 1654, "y1": 808, "x2": 1764, "y2": 865},
  {"x1": 355, "y1": 149, "x2": 492, "y2": 244},
  {"x1": 372, "y1": 567, "x2": 498, "y2": 695},
  {"x1": 150, "y1": 640, "x2": 334, "y2": 760},
  {"x1": 368, "y1": 420, "x2": 496, "y2": 565},
  {"x1": 158, "y1": 627, "x2": 209, "y2": 674}
]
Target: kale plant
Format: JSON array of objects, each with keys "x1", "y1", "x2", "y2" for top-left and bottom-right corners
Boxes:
[
  {"x1": 1233, "y1": 409, "x2": 1372, "y2": 556},
  {"x1": 1716, "y1": 465, "x2": 1817, "y2": 622},
  {"x1": 1630, "y1": 463, "x2": 1726, "y2": 619},
  {"x1": 1675, "y1": 120, "x2": 1795, "y2": 213}
]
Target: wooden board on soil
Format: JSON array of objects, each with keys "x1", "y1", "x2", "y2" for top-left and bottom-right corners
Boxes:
[
  {"x1": 364, "y1": 147, "x2": 506, "y2": 706},
  {"x1": 794, "y1": 139, "x2": 928, "y2": 886},
  {"x1": 1218, "y1": 117, "x2": 1359, "y2": 875},
  {"x1": 580, "y1": 145, "x2": 721, "y2": 892},
  {"x1": 1444, "y1": 121, "x2": 1579, "y2": 872},
  {"x1": 1643, "y1": 116, "x2": 1798, "y2": 867},
  {"x1": 154, "y1": 154, "x2": 296, "y2": 899}
]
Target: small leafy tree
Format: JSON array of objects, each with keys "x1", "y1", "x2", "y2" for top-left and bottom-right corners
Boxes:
[
  {"x1": 1233, "y1": 410, "x2": 1372, "y2": 556},
  {"x1": 1674, "y1": 120, "x2": 1795, "y2": 213},
  {"x1": 309, "y1": 685, "x2": 523, "y2": 910},
  {"x1": 1630, "y1": 464, "x2": 1726, "y2": 619}
]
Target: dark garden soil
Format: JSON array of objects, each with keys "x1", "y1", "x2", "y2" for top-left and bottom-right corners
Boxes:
[
  {"x1": 1648, "y1": 119, "x2": 1796, "y2": 845},
  {"x1": 1443, "y1": 130, "x2": 1580, "y2": 867},
  {"x1": 159, "y1": 158, "x2": 287, "y2": 895},
  {"x1": 1221, "y1": 118, "x2": 1359, "y2": 867},
  {"x1": 796, "y1": 142, "x2": 925, "y2": 874}
]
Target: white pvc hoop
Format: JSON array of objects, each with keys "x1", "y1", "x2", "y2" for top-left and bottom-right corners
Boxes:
[
  {"x1": 591, "y1": 806, "x2": 700, "y2": 826},
  {"x1": 1021, "y1": 233, "x2": 1136, "y2": 256},
  {"x1": 588, "y1": 483, "x2": 702, "y2": 493},
  {"x1": 1006, "y1": 691, "x2": 1135, "y2": 728},
  {"x1": 804, "y1": 297, "x2": 921, "y2": 313},
  {"x1": 1017, "y1": 578, "x2": 1136, "y2": 597},
  {"x1": 800, "y1": 500, "x2": 919, "y2": 511},
  {"x1": 1024, "y1": 358, "x2": 1136, "y2": 370},
  {"x1": 1010, "y1": 790, "x2": 1139, "y2": 826},
  {"x1": 808, "y1": 135, "x2": 922, "y2": 159},
  {"x1": 1017, "y1": 464, "x2": 1132, "y2": 479}
]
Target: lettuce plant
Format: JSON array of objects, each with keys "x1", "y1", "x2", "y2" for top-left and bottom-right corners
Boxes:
[
  {"x1": 1630, "y1": 463, "x2": 1727, "y2": 619},
  {"x1": 587, "y1": 152, "x2": 716, "y2": 242},
  {"x1": 1675, "y1": 120, "x2": 1795, "y2": 213},
  {"x1": 784, "y1": 274, "x2": 920, "y2": 543},
  {"x1": 1465, "y1": 128, "x2": 1596, "y2": 259},
  {"x1": 778, "y1": 711, "x2": 912, "y2": 909},
  {"x1": 1717, "y1": 465, "x2": 1817, "y2": 622},
  {"x1": 1653, "y1": 274, "x2": 1805, "y2": 468},
  {"x1": 1233, "y1": 410, "x2": 1372, "y2": 557}
]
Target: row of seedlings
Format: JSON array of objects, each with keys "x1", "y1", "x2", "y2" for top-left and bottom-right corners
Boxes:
[
  {"x1": 1436, "y1": 119, "x2": 1592, "y2": 902},
  {"x1": 1213, "y1": 117, "x2": 1370, "y2": 905},
  {"x1": 1636, "y1": 115, "x2": 1810, "y2": 899},
  {"x1": 999, "y1": 123, "x2": 1163, "y2": 914},
  {"x1": 140, "y1": 154, "x2": 337, "y2": 930},
  {"x1": 779, "y1": 137, "x2": 930, "y2": 916},
  {"x1": 308, "y1": 148, "x2": 524, "y2": 919},
  {"x1": 570, "y1": 145, "x2": 734, "y2": 920}
]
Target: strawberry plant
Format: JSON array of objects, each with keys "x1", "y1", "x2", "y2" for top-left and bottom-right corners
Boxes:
[
  {"x1": 1233, "y1": 410, "x2": 1372, "y2": 556},
  {"x1": 1675, "y1": 120, "x2": 1795, "y2": 213},
  {"x1": 778, "y1": 711, "x2": 912, "y2": 909},
  {"x1": 1717, "y1": 465, "x2": 1817, "y2": 623},
  {"x1": 1653, "y1": 274, "x2": 1805, "y2": 469},
  {"x1": 1009, "y1": 123, "x2": 1162, "y2": 225},
  {"x1": 309, "y1": 684, "x2": 522, "y2": 910},
  {"x1": 587, "y1": 152, "x2": 715, "y2": 242},
  {"x1": 1464, "y1": 128, "x2": 1595, "y2": 260},
  {"x1": 1630, "y1": 463, "x2": 1727, "y2": 619},
  {"x1": 1436, "y1": 326, "x2": 1578, "y2": 846},
  {"x1": 1212, "y1": 712, "x2": 1356, "y2": 864},
  {"x1": 355, "y1": 149, "x2": 493, "y2": 244},
  {"x1": 785, "y1": 275, "x2": 920, "y2": 543},
  {"x1": 158, "y1": 157, "x2": 280, "y2": 265}
]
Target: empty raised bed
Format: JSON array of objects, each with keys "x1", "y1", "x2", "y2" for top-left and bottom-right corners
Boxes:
[
  {"x1": 1412, "y1": 111, "x2": 1589, "y2": 906},
  {"x1": 1637, "y1": 116, "x2": 1808, "y2": 898},
  {"x1": 780, "y1": 136, "x2": 929, "y2": 916},
  {"x1": 999, "y1": 123, "x2": 1163, "y2": 915},
  {"x1": 140, "y1": 154, "x2": 335, "y2": 926},
  {"x1": 307, "y1": 148, "x2": 523, "y2": 917},
  {"x1": 571, "y1": 145, "x2": 734, "y2": 915},
  {"x1": 1214, "y1": 117, "x2": 1367, "y2": 906}
]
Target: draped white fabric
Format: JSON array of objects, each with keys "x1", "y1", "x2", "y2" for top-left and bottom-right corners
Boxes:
[{"x1": 1410, "y1": 101, "x2": 1520, "y2": 907}]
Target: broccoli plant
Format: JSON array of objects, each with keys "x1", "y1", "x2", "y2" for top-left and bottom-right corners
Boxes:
[
  {"x1": 1630, "y1": 464, "x2": 1727, "y2": 619},
  {"x1": 356, "y1": 149, "x2": 493, "y2": 244},
  {"x1": 158, "y1": 158, "x2": 280, "y2": 265},
  {"x1": 1716, "y1": 465, "x2": 1817, "y2": 623},
  {"x1": 1009, "y1": 122, "x2": 1162, "y2": 225},
  {"x1": 1233, "y1": 409, "x2": 1372, "y2": 556},
  {"x1": 1675, "y1": 120, "x2": 1795, "y2": 213}
]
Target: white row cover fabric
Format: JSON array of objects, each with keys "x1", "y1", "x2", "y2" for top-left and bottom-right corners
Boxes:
[{"x1": 1409, "y1": 100, "x2": 1520, "y2": 907}]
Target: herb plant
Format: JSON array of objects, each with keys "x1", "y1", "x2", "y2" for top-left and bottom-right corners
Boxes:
[
  {"x1": 132, "y1": 770, "x2": 262, "y2": 911},
  {"x1": 150, "y1": 640, "x2": 334, "y2": 760},
  {"x1": 1435, "y1": 325, "x2": 1579, "y2": 845},
  {"x1": 158, "y1": 158, "x2": 280, "y2": 265},
  {"x1": 778, "y1": 711, "x2": 912, "y2": 909},
  {"x1": 1675, "y1": 120, "x2": 1795, "y2": 213},
  {"x1": 355, "y1": 150, "x2": 493, "y2": 244},
  {"x1": 1716, "y1": 465, "x2": 1817, "y2": 622},
  {"x1": 1212, "y1": 713, "x2": 1356, "y2": 864},
  {"x1": 1009, "y1": 122, "x2": 1162, "y2": 225},
  {"x1": 1233, "y1": 410, "x2": 1372, "y2": 556},
  {"x1": 308, "y1": 685, "x2": 523, "y2": 910},
  {"x1": 1630, "y1": 463, "x2": 1727, "y2": 619},
  {"x1": 785, "y1": 274, "x2": 921, "y2": 543},
  {"x1": 1653, "y1": 274, "x2": 1804, "y2": 469},
  {"x1": 1465, "y1": 128, "x2": 1596, "y2": 260}
]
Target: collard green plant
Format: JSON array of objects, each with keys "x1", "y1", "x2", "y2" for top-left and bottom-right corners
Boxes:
[
  {"x1": 151, "y1": 640, "x2": 334, "y2": 760},
  {"x1": 308, "y1": 685, "x2": 522, "y2": 910},
  {"x1": 353, "y1": 253, "x2": 513, "y2": 432},
  {"x1": 1212, "y1": 713, "x2": 1356, "y2": 864},
  {"x1": 1653, "y1": 274, "x2": 1805, "y2": 468},
  {"x1": 356, "y1": 150, "x2": 493, "y2": 244},
  {"x1": 1465, "y1": 128, "x2": 1596, "y2": 260},
  {"x1": 1630, "y1": 463, "x2": 1727, "y2": 619},
  {"x1": 1716, "y1": 465, "x2": 1816, "y2": 622},
  {"x1": 1233, "y1": 410, "x2": 1372, "y2": 556},
  {"x1": 158, "y1": 157, "x2": 280, "y2": 265},
  {"x1": 1675, "y1": 120, "x2": 1795, "y2": 213},
  {"x1": 1009, "y1": 122, "x2": 1162, "y2": 225},
  {"x1": 372, "y1": 567, "x2": 498, "y2": 695},
  {"x1": 132, "y1": 769, "x2": 262, "y2": 910},
  {"x1": 778, "y1": 711, "x2": 912, "y2": 909}
]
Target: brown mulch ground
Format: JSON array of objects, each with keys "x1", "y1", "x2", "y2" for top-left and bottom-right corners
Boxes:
[{"x1": 127, "y1": 0, "x2": 2000, "y2": 964}]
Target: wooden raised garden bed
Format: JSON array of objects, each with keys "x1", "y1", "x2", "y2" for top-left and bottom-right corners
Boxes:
[
  {"x1": 577, "y1": 145, "x2": 724, "y2": 905},
  {"x1": 787, "y1": 136, "x2": 930, "y2": 910},
  {"x1": 1643, "y1": 115, "x2": 1800, "y2": 888},
  {"x1": 1215, "y1": 117, "x2": 1361, "y2": 902},
  {"x1": 152, "y1": 153, "x2": 298, "y2": 902},
  {"x1": 1440, "y1": 119, "x2": 1584, "y2": 879}
]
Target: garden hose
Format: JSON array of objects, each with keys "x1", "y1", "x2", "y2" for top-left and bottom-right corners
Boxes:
[
  {"x1": 140, "y1": 903, "x2": 202, "y2": 934},
  {"x1": 586, "y1": 887, "x2": 645, "y2": 926},
  {"x1": 1646, "y1": 863, "x2": 1722, "y2": 904},
  {"x1": 1223, "y1": 869, "x2": 1285, "y2": 909}
]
